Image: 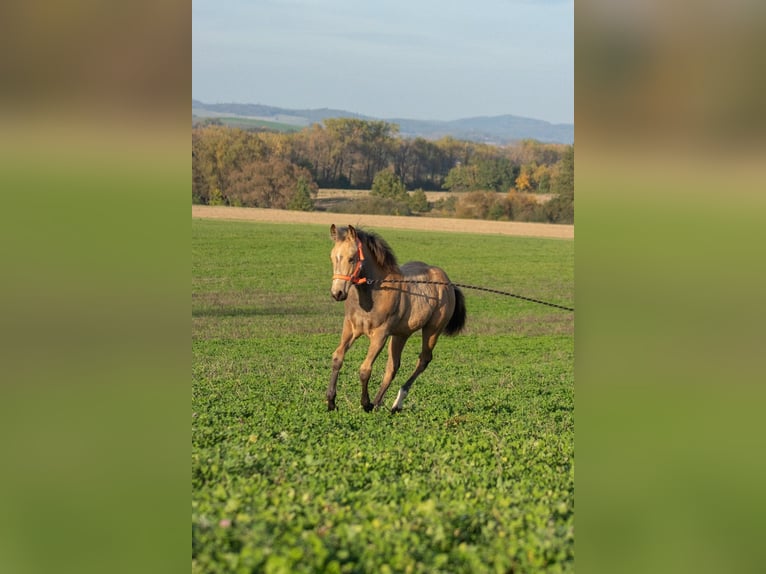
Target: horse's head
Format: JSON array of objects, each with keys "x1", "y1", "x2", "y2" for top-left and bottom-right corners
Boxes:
[{"x1": 329, "y1": 224, "x2": 365, "y2": 301}]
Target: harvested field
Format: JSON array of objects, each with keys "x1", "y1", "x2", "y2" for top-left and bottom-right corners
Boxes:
[{"x1": 192, "y1": 205, "x2": 574, "y2": 240}]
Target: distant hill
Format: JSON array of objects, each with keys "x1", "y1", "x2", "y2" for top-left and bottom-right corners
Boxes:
[{"x1": 192, "y1": 99, "x2": 573, "y2": 144}]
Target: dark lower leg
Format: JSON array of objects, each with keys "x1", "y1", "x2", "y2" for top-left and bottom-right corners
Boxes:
[
  {"x1": 327, "y1": 327, "x2": 356, "y2": 411},
  {"x1": 327, "y1": 361, "x2": 341, "y2": 411},
  {"x1": 360, "y1": 367, "x2": 372, "y2": 411},
  {"x1": 359, "y1": 334, "x2": 388, "y2": 412}
]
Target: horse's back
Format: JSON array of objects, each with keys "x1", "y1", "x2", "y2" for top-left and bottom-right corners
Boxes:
[
  {"x1": 397, "y1": 261, "x2": 456, "y2": 333},
  {"x1": 400, "y1": 261, "x2": 449, "y2": 282}
]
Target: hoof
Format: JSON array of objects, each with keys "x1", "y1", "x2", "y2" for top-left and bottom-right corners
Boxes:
[
  {"x1": 390, "y1": 406, "x2": 402, "y2": 414},
  {"x1": 362, "y1": 403, "x2": 374, "y2": 413},
  {"x1": 327, "y1": 402, "x2": 336, "y2": 412}
]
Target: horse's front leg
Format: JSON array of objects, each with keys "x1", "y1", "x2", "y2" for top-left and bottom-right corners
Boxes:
[
  {"x1": 327, "y1": 320, "x2": 357, "y2": 411},
  {"x1": 359, "y1": 332, "x2": 388, "y2": 412}
]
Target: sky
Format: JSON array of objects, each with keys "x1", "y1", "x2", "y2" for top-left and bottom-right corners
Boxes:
[{"x1": 192, "y1": 0, "x2": 573, "y2": 125}]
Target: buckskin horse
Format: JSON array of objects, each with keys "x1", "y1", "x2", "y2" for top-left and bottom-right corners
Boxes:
[{"x1": 327, "y1": 224, "x2": 466, "y2": 413}]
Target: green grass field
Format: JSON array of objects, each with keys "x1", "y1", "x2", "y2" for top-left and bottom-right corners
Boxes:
[{"x1": 192, "y1": 219, "x2": 574, "y2": 573}]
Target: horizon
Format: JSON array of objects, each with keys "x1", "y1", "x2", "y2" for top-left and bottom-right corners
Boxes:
[{"x1": 191, "y1": 97, "x2": 575, "y2": 127}]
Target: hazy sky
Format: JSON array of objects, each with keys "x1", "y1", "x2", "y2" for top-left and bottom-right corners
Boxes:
[{"x1": 192, "y1": 0, "x2": 573, "y2": 124}]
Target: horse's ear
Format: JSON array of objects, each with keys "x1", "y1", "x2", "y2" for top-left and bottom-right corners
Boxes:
[
  {"x1": 348, "y1": 225, "x2": 357, "y2": 240},
  {"x1": 330, "y1": 224, "x2": 337, "y2": 241}
]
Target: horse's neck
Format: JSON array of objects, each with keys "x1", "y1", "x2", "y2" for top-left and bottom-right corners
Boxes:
[
  {"x1": 355, "y1": 250, "x2": 399, "y2": 312},
  {"x1": 356, "y1": 271, "x2": 392, "y2": 315},
  {"x1": 364, "y1": 258, "x2": 399, "y2": 282}
]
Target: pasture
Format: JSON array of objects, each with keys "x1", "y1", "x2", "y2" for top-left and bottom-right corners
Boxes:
[{"x1": 192, "y1": 219, "x2": 574, "y2": 573}]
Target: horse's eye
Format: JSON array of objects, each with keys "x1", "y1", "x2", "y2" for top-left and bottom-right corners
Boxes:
[{"x1": 348, "y1": 257, "x2": 354, "y2": 263}]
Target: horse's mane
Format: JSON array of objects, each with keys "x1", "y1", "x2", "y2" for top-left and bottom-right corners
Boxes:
[{"x1": 339, "y1": 226, "x2": 399, "y2": 274}]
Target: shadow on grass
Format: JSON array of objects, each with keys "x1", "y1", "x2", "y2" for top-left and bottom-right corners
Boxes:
[{"x1": 192, "y1": 306, "x2": 321, "y2": 318}]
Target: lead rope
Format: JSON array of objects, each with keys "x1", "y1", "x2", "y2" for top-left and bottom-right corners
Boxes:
[{"x1": 365, "y1": 278, "x2": 574, "y2": 312}]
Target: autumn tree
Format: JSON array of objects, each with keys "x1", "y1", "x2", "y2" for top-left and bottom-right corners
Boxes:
[
  {"x1": 435, "y1": 136, "x2": 475, "y2": 169},
  {"x1": 443, "y1": 164, "x2": 479, "y2": 192},
  {"x1": 514, "y1": 170, "x2": 533, "y2": 193},
  {"x1": 551, "y1": 145, "x2": 574, "y2": 195},
  {"x1": 546, "y1": 145, "x2": 574, "y2": 223},
  {"x1": 191, "y1": 121, "x2": 573, "y2": 221},
  {"x1": 476, "y1": 158, "x2": 517, "y2": 192},
  {"x1": 321, "y1": 118, "x2": 398, "y2": 188},
  {"x1": 506, "y1": 139, "x2": 566, "y2": 166},
  {"x1": 226, "y1": 158, "x2": 317, "y2": 209},
  {"x1": 444, "y1": 157, "x2": 516, "y2": 192},
  {"x1": 393, "y1": 137, "x2": 449, "y2": 190},
  {"x1": 293, "y1": 124, "x2": 337, "y2": 186},
  {"x1": 192, "y1": 125, "x2": 266, "y2": 203},
  {"x1": 258, "y1": 131, "x2": 295, "y2": 162},
  {"x1": 359, "y1": 120, "x2": 399, "y2": 184},
  {"x1": 533, "y1": 163, "x2": 554, "y2": 193}
]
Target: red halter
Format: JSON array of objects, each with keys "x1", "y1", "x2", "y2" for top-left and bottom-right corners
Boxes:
[{"x1": 332, "y1": 238, "x2": 367, "y2": 285}]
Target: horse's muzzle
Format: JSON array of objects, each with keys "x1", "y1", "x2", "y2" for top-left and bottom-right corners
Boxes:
[{"x1": 331, "y1": 288, "x2": 348, "y2": 301}]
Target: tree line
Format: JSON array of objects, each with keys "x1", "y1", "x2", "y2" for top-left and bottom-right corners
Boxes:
[{"x1": 192, "y1": 118, "x2": 573, "y2": 223}]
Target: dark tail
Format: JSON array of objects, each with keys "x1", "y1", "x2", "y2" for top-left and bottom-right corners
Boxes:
[{"x1": 445, "y1": 287, "x2": 467, "y2": 336}]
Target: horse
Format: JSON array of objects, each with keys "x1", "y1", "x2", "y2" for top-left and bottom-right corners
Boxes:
[{"x1": 326, "y1": 224, "x2": 466, "y2": 413}]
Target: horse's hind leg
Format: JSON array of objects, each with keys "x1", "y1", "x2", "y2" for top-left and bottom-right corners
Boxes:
[
  {"x1": 391, "y1": 329, "x2": 440, "y2": 413},
  {"x1": 372, "y1": 335, "x2": 407, "y2": 410},
  {"x1": 359, "y1": 332, "x2": 388, "y2": 412}
]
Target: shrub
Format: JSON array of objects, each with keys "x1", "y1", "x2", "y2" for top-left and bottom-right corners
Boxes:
[
  {"x1": 371, "y1": 170, "x2": 407, "y2": 200},
  {"x1": 505, "y1": 191, "x2": 546, "y2": 222},
  {"x1": 544, "y1": 190, "x2": 574, "y2": 224},
  {"x1": 430, "y1": 195, "x2": 458, "y2": 217},
  {"x1": 287, "y1": 176, "x2": 316, "y2": 211},
  {"x1": 450, "y1": 191, "x2": 549, "y2": 222},
  {"x1": 336, "y1": 196, "x2": 412, "y2": 216},
  {"x1": 455, "y1": 191, "x2": 500, "y2": 220},
  {"x1": 208, "y1": 187, "x2": 225, "y2": 206},
  {"x1": 408, "y1": 189, "x2": 430, "y2": 213}
]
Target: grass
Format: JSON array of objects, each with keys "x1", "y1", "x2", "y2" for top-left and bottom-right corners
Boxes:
[{"x1": 192, "y1": 219, "x2": 574, "y2": 573}]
